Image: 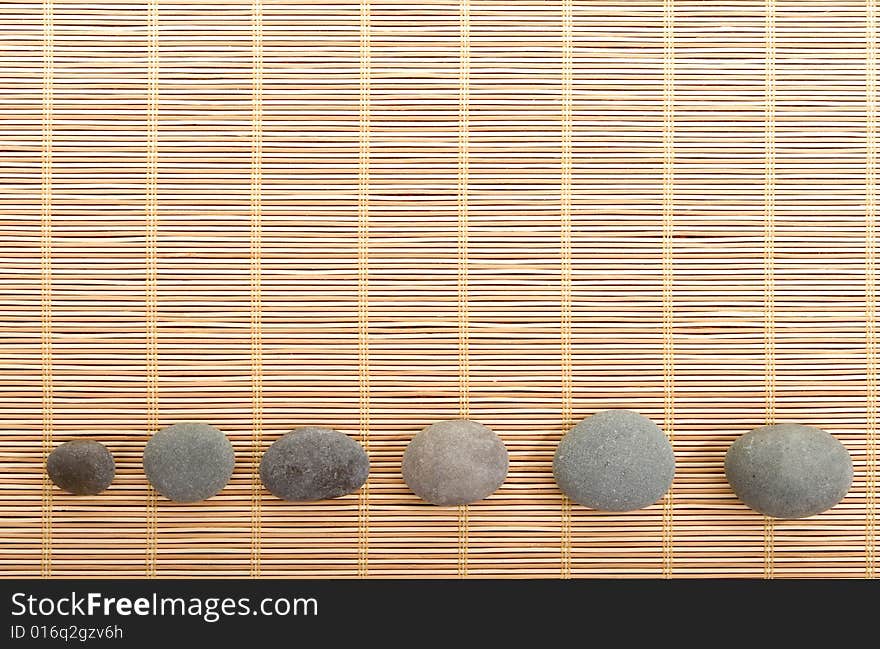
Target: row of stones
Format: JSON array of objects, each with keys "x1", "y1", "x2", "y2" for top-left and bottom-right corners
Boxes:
[{"x1": 45, "y1": 410, "x2": 854, "y2": 519}]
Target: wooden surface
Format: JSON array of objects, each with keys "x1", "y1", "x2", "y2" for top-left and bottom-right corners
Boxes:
[{"x1": 0, "y1": 0, "x2": 877, "y2": 578}]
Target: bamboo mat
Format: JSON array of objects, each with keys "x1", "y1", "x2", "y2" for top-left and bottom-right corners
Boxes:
[{"x1": 0, "y1": 1, "x2": 877, "y2": 579}]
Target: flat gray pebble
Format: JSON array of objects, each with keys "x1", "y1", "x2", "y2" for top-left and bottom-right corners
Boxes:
[
  {"x1": 47, "y1": 440, "x2": 115, "y2": 495},
  {"x1": 725, "y1": 423, "x2": 852, "y2": 519},
  {"x1": 260, "y1": 426, "x2": 369, "y2": 501},
  {"x1": 402, "y1": 419, "x2": 508, "y2": 506},
  {"x1": 554, "y1": 410, "x2": 675, "y2": 511},
  {"x1": 143, "y1": 422, "x2": 235, "y2": 503}
]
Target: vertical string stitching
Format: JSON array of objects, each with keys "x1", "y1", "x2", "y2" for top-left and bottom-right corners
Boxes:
[
  {"x1": 145, "y1": 0, "x2": 160, "y2": 579},
  {"x1": 40, "y1": 0, "x2": 54, "y2": 580},
  {"x1": 866, "y1": 0, "x2": 877, "y2": 580},
  {"x1": 357, "y1": 0, "x2": 371, "y2": 578},
  {"x1": 249, "y1": 0, "x2": 264, "y2": 580},
  {"x1": 458, "y1": 2, "x2": 471, "y2": 420},
  {"x1": 661, "y1": 0, "x2": 676, "y2": 579},
  {"x1": 457, "y1": 0, "x2": 471, "y2": 579},
  {"x1": 560, "y1": 0, "x2": 574, "y2": 580},
  {"x1": 763, "y1": 0, "x2": 777, "y2": 580},
  {"x1": 457, "y1": 505, "x2": 469, "y2": 577}
]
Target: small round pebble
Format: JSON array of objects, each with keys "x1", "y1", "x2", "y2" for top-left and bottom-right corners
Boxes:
[
  {"x1": 554, "y1": 410, "x2": 675, "y2": 512},
  {"x1": 143, "y1": 422, "x2": 235, "y2": 503},
  {"x1": 402, "y1": 419, "x2": 508, "y2": 506},
  {"x1": 260, "y1": 427, "x2": 369, "y2": 501},
  {"x1": 725, "y1": 423, "x2": 853, "y2": 519},
  {"x1": 46, "y1": 440, "x2": 115, "y2": 495}
]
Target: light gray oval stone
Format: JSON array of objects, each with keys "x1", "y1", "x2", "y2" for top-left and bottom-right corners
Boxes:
[
  {"x1": 402, "y1": 419, "x2": 508, "y2": 506},
  {"x1": 554, "y1": 410, "x2": 675, "y2": 511},
  {"x1": 47, "y1": 440, "x2": 115, "y2": 495},
  {"x1": 725, "y1": 423, "x2": 852, "y2": 519},
  {"x1": 260, "y1": 426, "x2": 369, "y2": 501},
  {"x1": 143, "y1": 422, "x2": 235, "y2": 503}
]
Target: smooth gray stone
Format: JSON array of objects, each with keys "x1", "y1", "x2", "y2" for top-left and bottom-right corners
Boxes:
[
  {"x1": 46, "y1": 440, "x2": 115, "y2": 495},
  {"x1": 725, "y1": 423, "x2": 852, "y2": 519},
  {"x1": 554, "y1": 410, "x2": 675, "y2": 512},
  {"x1": 402, "y1": 419, "x2": 508, "y2": 506},
  {"x1": 260, "y1": 426, "x2": 369, "y2": 501},
  {"x1": 143, "y1": 422, "x2": 235, "y2": 503}
]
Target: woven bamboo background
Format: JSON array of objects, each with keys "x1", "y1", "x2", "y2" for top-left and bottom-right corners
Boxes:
[{"x1": 1, "y1": 0, "x2": 877, "y2": 579}]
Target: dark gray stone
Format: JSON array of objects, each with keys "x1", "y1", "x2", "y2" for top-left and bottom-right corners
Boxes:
[
  {"x1": 402, "y1": 419, "x2": 508, "y2": 506},
  {"x1": 46, "y1": 440, "x2": 115, "y2": 495},
  {"x1": 260, "y1": 426, "x2": 369, "y2": 501},
  {"x1": 553, "y1": 409, "x2": 675, "y2": 511},
  {"x1": 143, "y1": 422, "x2": 235, "y2": 503},
  {"x1": 725, "y1": 423, "x2": 853, "y2": 519}
]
